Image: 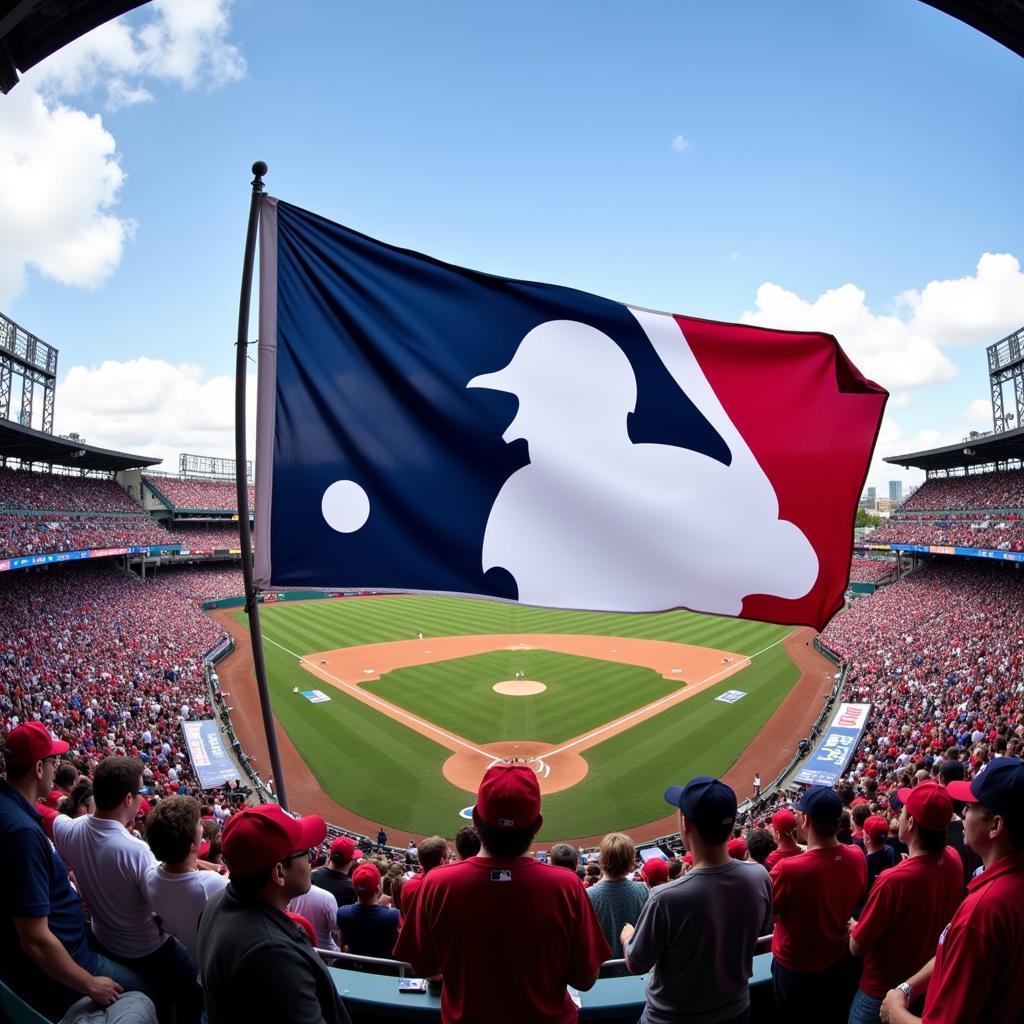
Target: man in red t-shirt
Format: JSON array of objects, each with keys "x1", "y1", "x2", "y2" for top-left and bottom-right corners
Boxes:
[
  {"x1": 398, "y1": 834, "x2": 448, "y2": 923},
  {"x1": 849, "y1": 783, "x2": 962, "y2": 1024},
  {"x1": 394, "y1": 762, "x2": 610, "y2": 1023},
  {"x1": 880, "y1": 757, "x2": 1024, "y2": 1024},
  {"x1": 770, "y1": 785, "x2": 866, "y2": 1023},
  {"x1": 765, "y1": 807, "x2": 803, "y2": 868}
]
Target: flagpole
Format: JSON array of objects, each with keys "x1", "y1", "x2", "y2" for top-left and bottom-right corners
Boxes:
[{"x1": 234, "y1": 160, "x2": 290, "y2": 810}]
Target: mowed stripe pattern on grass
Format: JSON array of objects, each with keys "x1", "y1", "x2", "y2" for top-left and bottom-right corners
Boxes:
[
  {"x1": 364, "y1": 650, "x2": 678, "y2": 745},
  {"x1": 244, "y1": 596, "x2": 796, "y2": 838}
]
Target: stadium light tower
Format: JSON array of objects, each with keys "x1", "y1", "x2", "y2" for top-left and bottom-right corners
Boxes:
[
  {"x1": 989, "y1": 325, "x2": 1024, "y2": 434},
  {"x1": 0, "y1": 311, "x2": 58, "y2": 433}
]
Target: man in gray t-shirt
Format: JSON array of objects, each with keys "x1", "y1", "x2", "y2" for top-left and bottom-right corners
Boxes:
[{"x1": 622, "y1": 777, "x2": 773, "y2": 1024}]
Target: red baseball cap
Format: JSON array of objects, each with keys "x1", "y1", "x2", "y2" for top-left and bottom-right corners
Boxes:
[
  {"x1": 3, "y1": 722, "x2": 70, "y2": 767},
  {"x1": 863, "y1": 815, "x2": 890, "y2": 841},
  {"x1": 641, "y1": 858, "x2": 669, "y2": 885},
  {"x1": 330, "y1": 836, "x2": 360, "y2": 863},
  {"x1": 352, "y1": 862, "x2": 381, "y2": 896},
  {"x1": 771, "y1": 808, "x2": 798, "y2": 833},
  {"x1": 726, "y1": 837, "x2": 748, "y2": 859},
  {"x1": 221, "y1": 804, "x2": 327, "y2": 875},
  {"x1": 897, "y1": 783, "x2": 953, "y2": 831},
  {"x1": 475, "y1": 763, "x2": 541, "y2": 830}
]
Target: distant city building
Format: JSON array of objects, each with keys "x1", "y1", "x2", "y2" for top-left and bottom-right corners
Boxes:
[{"x1": 889, "y1": 480, "x2": 902, "y2": 502}]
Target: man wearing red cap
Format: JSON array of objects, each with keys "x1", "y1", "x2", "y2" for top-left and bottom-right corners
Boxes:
[
  {"x1": 310, "y1": 835, "x2": 361, "y2": 908},
  {"x1": 0, "y1": 723, "x2": 152, "y2": 1021},
  {"x1": 335, "y1": 862, "x2": 400, "y2": 958},
  {"x1": 880, "y1": 758, "x2": 1024, "y2": 1024},
  {"x1": 765, "y1": 807, "x2": 802, "y2": 868},
  {"x1": 848, "y1": 783, "x2": 962, "y2": 1024},
  {"x1": 198, "y1": 804, "x2": 351, "y2": 1024},
  {"x1": 395, "y1": 761, "x2": 610, "y2": 1023}
]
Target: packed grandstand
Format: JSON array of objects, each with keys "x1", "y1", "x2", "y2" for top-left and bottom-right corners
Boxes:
[{"x1": 1, "y1": 337, "x2": 1023, "y2": 1023}]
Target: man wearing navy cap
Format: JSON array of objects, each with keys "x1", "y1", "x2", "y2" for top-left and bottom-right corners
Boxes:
[
  {"x1": 880, "y1": 757, "x2": 1024, "y2": 1024},
  {"x1": 770, "y1": 785, "x2": 866, "y2": 1022},
  {"x1": 395, "y1": 761, "x2": 610, "y2": 1023},
  {"x1": 621, "y1": 776, "x2": 772, "y2": 1024}
]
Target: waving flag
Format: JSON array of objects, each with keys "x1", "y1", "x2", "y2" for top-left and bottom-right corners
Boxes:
[{"x1": 255, "y1": 198, "x2": 886, "y2": 629}]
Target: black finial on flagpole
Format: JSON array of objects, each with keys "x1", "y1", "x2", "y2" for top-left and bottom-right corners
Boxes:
[{"x1": 251, "y1": 161, "x2": 268, "y2": 191}]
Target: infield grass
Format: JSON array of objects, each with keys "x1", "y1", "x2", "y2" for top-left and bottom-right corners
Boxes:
[{"x1": 241, "y1": 595, "x2": 798, "y2": 838}]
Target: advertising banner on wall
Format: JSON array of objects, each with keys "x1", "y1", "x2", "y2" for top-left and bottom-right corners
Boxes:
[
  {"x1": 180, "y1": 719, "x2": 238, "y2": 789},
  {"x1": 794, "y1": 702, "x2": 872, "y2": 787}
]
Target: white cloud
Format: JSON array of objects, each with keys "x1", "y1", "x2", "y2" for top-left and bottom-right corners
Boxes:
[
  {"x1": 0, "y1": 0, "x2": 244, "y2": 306},
  {"x1": 0, "y1": 89, "x2": 129, "y2": 301},
  {"x1": 742, "y1": 280, "x2": 956, "y2": 390},
  {"x1": 55, "y1": 358, "x2": 256, "y2": 468},
  {"x1": 33, "y1": 0, "x2": 245, "y2": 109},
  {"x1": 742, "y1": 255, "x2": 1024, "y2": 394},
  {"x1": 965, "y1": 398, "x2": 992, "y2": 424},
  {"x1": 670, "y1": 134, "x2": 689, "y2": 152},
  {"x1": 897, "y1": 253, "x2": 1024, "y2": 346}
]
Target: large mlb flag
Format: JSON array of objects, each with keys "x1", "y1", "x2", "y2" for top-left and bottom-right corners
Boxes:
[{"x1": 255, "y1": 198, "x2": 886, "y2": 630}]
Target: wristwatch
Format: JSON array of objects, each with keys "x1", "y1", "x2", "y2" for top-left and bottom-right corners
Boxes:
[{"x1": 897, "y1": 982, "x2": 913, "y2": 1001}]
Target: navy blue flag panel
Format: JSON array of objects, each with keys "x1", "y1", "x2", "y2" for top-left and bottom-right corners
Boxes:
[{"x1": 255, "y1": 197, "x2": 887, "y2": 629}]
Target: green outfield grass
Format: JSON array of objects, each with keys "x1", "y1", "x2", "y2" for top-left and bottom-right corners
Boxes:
[{"x1": 239, "y1": 595, "x2": 799, "y2": 839}]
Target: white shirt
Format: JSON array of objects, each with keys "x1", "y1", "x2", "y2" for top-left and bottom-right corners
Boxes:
[
  {"x1": 52, "y1": 814, "x2": 164, "y2": 956},
  {"x1": 289, "y1": 884, "x2": 340, "y2": 952},
  {"x1": 145, "y1": 866, "x2": 229, "y2": 962}
]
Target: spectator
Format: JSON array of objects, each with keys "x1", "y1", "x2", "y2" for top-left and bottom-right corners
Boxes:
[
  {"x1": 766, "y1": 808, "x2": 802, "y2": 868},
  {"x1": 453, "y1": 824, "x2": 480, "y2": 861},
  {"x1": 849, "y1": 783, "x2": 962, "y2": 1024},
  {"x1": 1, "y1": 723, "x2": 153, "y2": 1022},
  {"x1": 143, "y1": 795, "x2": 228, "y2": 963},
  {"x1": 745, "y1": 828, "x2": 778, "y2": 867},
  {"x1": 395, "y1": 762, "x2": 611, "y2": 1023},
  {"x1": 310, "y1": 836, "x2": 361, "y2": 908},
  {"x1": 640, "y1": 857, "x2": 669, "y2": 890},
  {"x1": 770, "y1": 786, "x2": 867, "y2": 1023},
  {"x1": 881, "y1": 758, "x2": 1024, "y2": 1024},
  {"x1": 48, "y1": 757, "x2": 202, "y2": 1024},
  {"x1": 198, "y1": 804, "x2": 351, "y2": 1024},
  {"x1": 623, "y1": 777, "x2": 773, "y2": 1024},
  {"x1": 60, "y1": 780, "x2": 95, "y2": 818},
  {"x1": 399, "y1": 835, "x2": 448, "y2": 921},
  {"x1": 549, "y1": 842, "x2": 579, "y2": 872},
  {"x1": 335, "y1": 863, "x2": 400, "y2": 958},
  {"x1": 289, "y1": 873, "x2": 341, "y2": 954},
  {"x1": 727, "y1": 836, "x2": 749, "y2": 861},
  {"x1": 853, "y1": 815, "x2": 897, "y2": 918},
  {"x1": 587, "y1": 832, "x2": 648, "y2": 958}
]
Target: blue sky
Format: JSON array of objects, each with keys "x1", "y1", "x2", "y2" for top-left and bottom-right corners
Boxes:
[{"x1": 1, "y1": 0, "x2": 1022, "y2": 490}]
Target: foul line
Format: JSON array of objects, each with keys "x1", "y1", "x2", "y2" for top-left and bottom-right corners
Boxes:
[
  {"x1": 261, "y1": 634, "x2": 495, "y2": 760},
  {"x1": 542, "y1": 634, "x2": 790, "y2": 759}
]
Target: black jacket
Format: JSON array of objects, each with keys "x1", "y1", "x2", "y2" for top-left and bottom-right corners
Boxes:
[{"x1": 198, "y1": 883, "x2": 352, "y2": 1024}]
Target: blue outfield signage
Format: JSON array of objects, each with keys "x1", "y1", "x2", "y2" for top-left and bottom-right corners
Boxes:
[
  {"x1": 180, "y1": 719, "x2": 238, "y2": 789},
  {"x1": 794, "y1": 702, "x2": 872, "y2": 787},
  {"x1": 0, "y1": 544, "x2": 183, "y2": 573}
]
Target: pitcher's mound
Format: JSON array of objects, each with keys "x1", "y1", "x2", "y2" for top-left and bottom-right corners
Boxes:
[
  {"x1": 493, "y1": 680, "x2": 546, "y2": 695},
  {"x1": 443, "y1": 740, "x2": 589, "y2": 795}
]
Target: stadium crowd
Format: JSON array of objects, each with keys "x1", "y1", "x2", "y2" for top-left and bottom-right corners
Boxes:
[
  {"x1": 896, "y1": 468, "x2": 1024, "y2": 513},
  {"x1": 847, "y1": 558, "x2": 898, "y2": 585},
  {"x1": 172, "y1": 522, "x2": 245, "y2": 550},
  {"x1": 870, "y1": 515, "x2": 1024, "y2": 552},
  {"x1": 0, "y1": 467, "x2": 141, "y2": 514},
  {"x1": 0, "y1": 513, "x2": 178, "y2": 559},
  {"x1": 145, "y1": 476, "x2": 254, "y2": 512}
]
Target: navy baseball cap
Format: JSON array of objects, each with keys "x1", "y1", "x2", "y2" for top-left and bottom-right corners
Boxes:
[
  {"x1": 796, "y1": 785, "x2": 843, "y2": 824},
  {"x1": 665, "y1": 776, "x2": 737, "y2": 832},
  {"x1": 947, "y1": 757, "x2": 1024, "y2": 818}
]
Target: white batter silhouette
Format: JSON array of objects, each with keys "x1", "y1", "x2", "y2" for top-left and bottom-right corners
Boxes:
[{"x1": 466, "y1": 310, "x2": 818, "y2": 616}]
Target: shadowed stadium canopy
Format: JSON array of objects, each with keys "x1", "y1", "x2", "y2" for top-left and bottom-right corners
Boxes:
[
  {"x1": 885, "y1": 425, "x2": 1024, "y2": 473},
  {"x1": 0, "y1": 417, "x2": 159, "y2": 471},
  {"x1": 0, "y1": 0, "x2": 1021, "y2": 95}
]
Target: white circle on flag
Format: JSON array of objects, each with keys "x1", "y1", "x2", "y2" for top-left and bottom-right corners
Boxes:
[{"x1": 322, "y1": 480, "x2": 370, "y2": 533}]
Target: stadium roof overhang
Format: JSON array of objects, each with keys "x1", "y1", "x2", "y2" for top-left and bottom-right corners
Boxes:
[
  {"x1": 0, "y1": 418, "x2": 160, "y2": 471},
  {"x1": 0, "y1": 0, "x2": 1022, "y2": 94},
  {"x1": 885, "y1": 426, "x2": 1024, "y2": 472}
]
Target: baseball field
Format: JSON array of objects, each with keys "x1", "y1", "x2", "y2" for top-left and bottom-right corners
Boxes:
[{"x1": 217, "y1": 594, "x2": 827, "y2": 844}]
